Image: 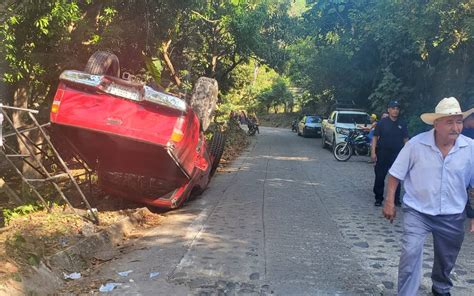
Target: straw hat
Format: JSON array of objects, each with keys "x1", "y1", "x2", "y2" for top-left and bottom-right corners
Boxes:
[{"x1": 420, "y1": 97, "x2": 474, "y2": 125}]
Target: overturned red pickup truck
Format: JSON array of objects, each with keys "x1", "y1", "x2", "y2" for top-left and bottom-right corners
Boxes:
[{"x1": 50, "y1": 51, "x2": 224, "y2": 209}]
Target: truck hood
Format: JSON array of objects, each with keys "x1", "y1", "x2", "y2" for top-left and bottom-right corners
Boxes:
[{"x1": 335, "y1": 123, "x2": 357, "y2": 129}]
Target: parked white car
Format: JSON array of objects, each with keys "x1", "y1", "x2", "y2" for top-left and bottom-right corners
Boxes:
[
  {"x1": 321, "y1": 110, "x2": 370, "y2": 149},
  {"x1": 297, "y1": 115, "x2": 322, "y2": 138}
]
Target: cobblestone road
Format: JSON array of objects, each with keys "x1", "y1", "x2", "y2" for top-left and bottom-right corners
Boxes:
[{"x1": 68, "y1": 127, "x2": 474, "y2": 295}]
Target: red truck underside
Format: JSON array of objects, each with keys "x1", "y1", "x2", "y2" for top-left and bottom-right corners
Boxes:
[{"x1": 50, "y1": 81, "x2": 211, "y2": 208}]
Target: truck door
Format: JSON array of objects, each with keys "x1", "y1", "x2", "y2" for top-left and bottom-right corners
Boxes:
[{"x1": 329, "y1": 112, "x2": 336, "y2": 142}]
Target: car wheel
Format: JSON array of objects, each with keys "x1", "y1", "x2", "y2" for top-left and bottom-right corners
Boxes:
[
  {"x1": 84, "y1": 51, "x2": 120, "y2": 77},
  {"x1": 190, "y1": 77, "x2": 218, "y2": 132},
  {"x1": 209, "y1": 130, "x2": 226, "y2": 177},
  {"x1": 331, "y1": 136, "x2": 336, "y2": 150},
  {"x1": 302, "y1": 129, "x2": 307, "y2": 138},
  {"x1": 321, "y1": 132, "x2": 328, "y2": 148}
]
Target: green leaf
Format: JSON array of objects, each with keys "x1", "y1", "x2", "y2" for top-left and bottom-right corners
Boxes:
[
  {"x1": 145, "y1": 56, "x2": 163, "y2": 83},
  {"x1": 35, "y1": 16, "x2": 50, "y2": 35}
]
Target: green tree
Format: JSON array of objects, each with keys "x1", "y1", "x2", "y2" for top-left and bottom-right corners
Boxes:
[{"x1": 288, "y1": 0, "x2": 474, "y2": 133}]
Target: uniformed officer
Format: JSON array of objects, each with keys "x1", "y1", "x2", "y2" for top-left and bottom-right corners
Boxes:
[{"x1": 371, "y1": 100, "x2": 409, "y2": 207}]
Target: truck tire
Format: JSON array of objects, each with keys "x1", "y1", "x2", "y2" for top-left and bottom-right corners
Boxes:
[
  {"x1": 190, "y1": 77, "x2": 218, "y2": 132},
  {"x1": 209, "y1": 130, "x2": 225, "y2": 177},
  {"x1": 84, "y1": 51, "x2": 120, "y2": 77},
  {"x1": 321, "y1": 132, "x2": 328, "y2": 148}
]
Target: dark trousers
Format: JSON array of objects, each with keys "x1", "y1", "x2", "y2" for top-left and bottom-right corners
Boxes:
[{"x1": 373, "y1": 149, "x2": 401, "y2": 203}]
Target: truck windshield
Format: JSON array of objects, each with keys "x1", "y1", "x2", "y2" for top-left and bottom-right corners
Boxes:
[
  {"x1": 306, "y1": 116, "x2": 322, "y2": 123},
  {"x1": 337, "y1": 114, "x2": 369, "y2": 124}
]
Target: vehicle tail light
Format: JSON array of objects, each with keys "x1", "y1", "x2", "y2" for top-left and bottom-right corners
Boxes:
[
  {"x1": 51, "y1": 100, "x2": 61, "y2": 114},
  {"x1": 170, "y1": 117, "x2": 185, "y2": 143},
  {"x1": 50, "y1": 87, "x2": 65, "y2": 121}
]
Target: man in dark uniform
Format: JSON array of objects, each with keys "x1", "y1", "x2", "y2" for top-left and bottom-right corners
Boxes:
[{"x1": 371, "y1": 100, "x2": 409, "y2": 207}]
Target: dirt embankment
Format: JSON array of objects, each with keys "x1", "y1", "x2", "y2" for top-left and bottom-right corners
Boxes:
[
  {"x1": 0, "y1": 121, "x2": 250, "y2": 295},
  {"x1": 258, "y1": 113, "x2": 300, "y2": 129}
]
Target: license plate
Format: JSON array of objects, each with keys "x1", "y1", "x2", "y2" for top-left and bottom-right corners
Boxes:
[{"x1": 105, "y1": 83, "x2": 141, "y2": 101}]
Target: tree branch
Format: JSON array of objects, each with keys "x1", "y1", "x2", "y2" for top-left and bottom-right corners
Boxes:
[
  {"x1": 219, "y1": 56, "x2": 245, "y2": 81},
  {"x1": 191, "y1": 10, "x2": 219, "y2": 24},
  {"x1": 161, "y1": 39, "x2": 181, "y2": 87}
]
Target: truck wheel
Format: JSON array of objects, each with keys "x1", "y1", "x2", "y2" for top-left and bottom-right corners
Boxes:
[
  {"x1": 321, "y1": 132, "x2": 328, "y2": 148},
  {"x1": 190, "y1": 77, "x2": 218, "y2": 132},
  {"x1": 331, "y1": 136, "x2": 336, "y2": 150},
  {"x1": 209, "y1": 130, "x2": 225, "y2": 177},
  {"x1": 84, "y1": 51, "x2": 120, "y2": 77}
]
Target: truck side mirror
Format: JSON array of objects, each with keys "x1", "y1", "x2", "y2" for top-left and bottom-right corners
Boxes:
[{"x1": 328, "y1": 119, "x2": 334, "y2": 124}]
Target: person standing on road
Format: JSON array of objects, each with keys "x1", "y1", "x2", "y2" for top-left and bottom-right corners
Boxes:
[
  {"x1": 371, "y1": 100, "x2": 409, "y2": 207},
  {"x1": 239, "y1": 111, "x2": 248, "y2": 129},
  {"x1": 357, "y1": 113, "x2": 377, "y2": 136},
  {"x1": 383, "y1": 97, "x2": 474, "y2": 296}
]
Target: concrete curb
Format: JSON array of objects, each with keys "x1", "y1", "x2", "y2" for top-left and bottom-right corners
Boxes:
[
  {"x1": 47, "y1": 208, "x2": 148, "y2": 273},
  {"x1": 21, "y1": 208, "x2": 152, "y2": 294}
]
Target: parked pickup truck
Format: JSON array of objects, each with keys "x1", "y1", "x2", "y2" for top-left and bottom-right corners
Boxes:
[{"x1": 321, "y1": 109, "x2": 370, "y2": 149}]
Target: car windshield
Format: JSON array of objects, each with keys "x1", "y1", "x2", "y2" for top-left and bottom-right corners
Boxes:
[
  {"x1": 306, "y1": 116, "x2": 322, "y2": 123},
  {"x1": 337, "y1": 113, "x2": 369, "y2": 124}
]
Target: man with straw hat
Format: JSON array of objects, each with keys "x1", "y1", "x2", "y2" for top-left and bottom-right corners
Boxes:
[{"x1": 383, "y1": 97, "x2": 474, "y2": 295}]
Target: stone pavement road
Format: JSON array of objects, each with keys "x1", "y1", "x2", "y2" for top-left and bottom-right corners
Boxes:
[{"x1": 65, "y1": 127, "x2": 474, "y2": 295}]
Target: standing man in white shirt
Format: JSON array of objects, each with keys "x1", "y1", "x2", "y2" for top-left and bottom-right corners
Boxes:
[{"x1": 382, "y1": 97, "x2": 474, "y2": 296}]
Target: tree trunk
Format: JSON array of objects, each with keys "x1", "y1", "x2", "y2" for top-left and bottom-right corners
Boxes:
[
  {"x1": 211, "y1": 55, "x2": 218, "y2": 78},
  {"x1": 12, "y1": 81, "x2": 42, "y2": 181},
  {"x1": 161, "y1": 40, "x2": 181, "y2": 87}
]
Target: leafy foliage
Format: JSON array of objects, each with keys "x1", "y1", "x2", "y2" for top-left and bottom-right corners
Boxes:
[
  {"x1": 3, "y1": 0, "x2": 473, "y2": 134},
  {"x1": 2, "y1": 204, "x2": 42, "y2": 226},
  {"x1": 288, "y1": 0, "x2": 474, "y2": 134},
  {"x1": 0, "y1": 0, "x2": 296, "y2": 115}
]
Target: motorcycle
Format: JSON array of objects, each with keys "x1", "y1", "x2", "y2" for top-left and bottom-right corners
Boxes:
[
  {"x1": 291, "y1": 119, "x2": 298, "y2": 132},
  {"x1": 247, "y1": 121, "x2": 259, "y2": 136},
  {"x1": 333, "y1": 129, "x2": 370, "y2": 161}
]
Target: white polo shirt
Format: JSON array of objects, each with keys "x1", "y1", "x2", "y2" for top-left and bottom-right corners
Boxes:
[{"x1": 389, "y1": 129, "x2": 474, "y2": 215}]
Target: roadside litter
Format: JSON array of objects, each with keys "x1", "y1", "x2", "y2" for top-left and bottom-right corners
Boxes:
[
  {"x1": 149, "y1": 271, "x2": 160, "y2": 279},
  {"x1": 117, "y1": 270, "x2": 133, "y2": 277},
  {"x1": 63, "y1": 272, "x2": 81, "y2": 280},
  {"x1": 99, "y1": 283, "x2": 121, "y2": 292}
]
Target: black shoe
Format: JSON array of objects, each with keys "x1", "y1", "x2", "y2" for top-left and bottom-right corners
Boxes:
[
  {"x1": 374, "y1": 201, "x2": 382, "y2": 207},
  {"x1": 432, "y1": 287, "x2": 451, "y2": 296},
  {"x1": 395, "y1": 201, "x2": 402, "y2": 207}
]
